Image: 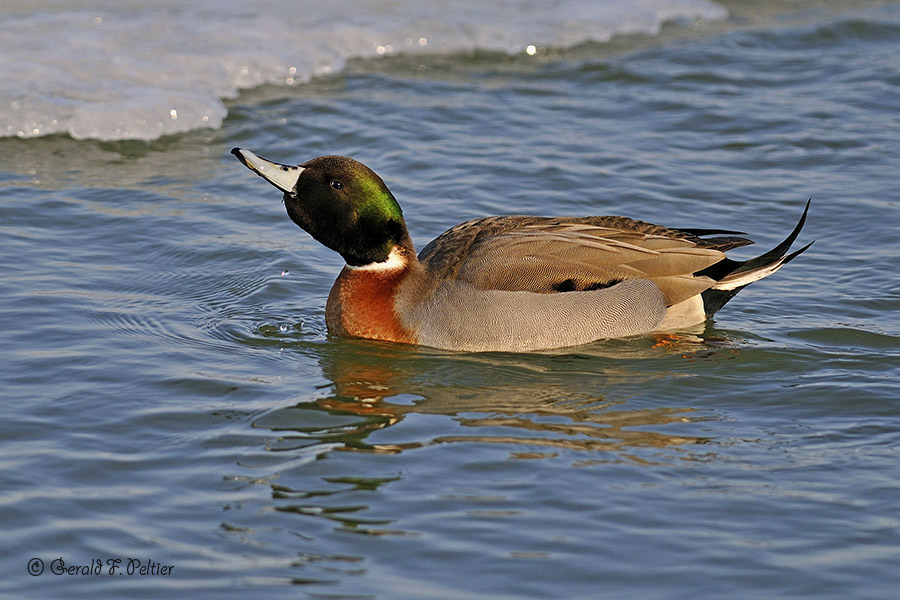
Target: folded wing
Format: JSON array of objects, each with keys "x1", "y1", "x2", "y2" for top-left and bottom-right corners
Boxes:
[{"x1": 418, "y1": 215, "x2": 747, "y2": 307}]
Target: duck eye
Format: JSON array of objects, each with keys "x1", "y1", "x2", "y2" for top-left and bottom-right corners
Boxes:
[{"x1": 330, "y1": 180, "x2": 343, "y2": 190}]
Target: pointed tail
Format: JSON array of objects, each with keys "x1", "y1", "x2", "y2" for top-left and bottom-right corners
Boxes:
[{"x1": 699, "y1": 199, "x2": 814, "y2": 317}]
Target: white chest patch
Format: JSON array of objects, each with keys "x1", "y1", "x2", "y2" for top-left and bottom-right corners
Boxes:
[{"x1": 346, "y1": 248, "x2": 408, "y2": 272}]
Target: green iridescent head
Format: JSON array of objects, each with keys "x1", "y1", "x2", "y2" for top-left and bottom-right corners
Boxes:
[{"x1": 232, "y1": 149, "x2": 411, "y2": 266}]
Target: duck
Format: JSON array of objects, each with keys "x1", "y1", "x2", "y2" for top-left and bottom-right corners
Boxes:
[{"x1": 231, "y1": 148, "x2": 812, "y2": 352}]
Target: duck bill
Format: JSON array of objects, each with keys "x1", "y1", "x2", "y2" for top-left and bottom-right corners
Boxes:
[{"x1": 231, "y1": 148, "x2": 303, "y2": 194}]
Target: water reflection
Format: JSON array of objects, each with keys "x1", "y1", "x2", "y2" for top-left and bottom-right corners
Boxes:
[
  {"x1": 234, "y1": 332, "x2": 737, "y2": 579},
  {"x1": 252, "y1": 331, "x2": 730, "y2": 459}
]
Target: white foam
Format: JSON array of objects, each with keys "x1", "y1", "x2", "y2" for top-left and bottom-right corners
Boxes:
[{"x1": 0, "y1": 0, "x2": 727, "y2": 141}]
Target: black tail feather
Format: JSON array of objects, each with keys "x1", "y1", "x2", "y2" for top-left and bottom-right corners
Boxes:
[
  {"x1": 700, "y1": 287, "x2": 743, "y2": 318},
  {"x1": 699, "y1": 199, "x2": 813, "y2": 317},
  {"x1": 731, "y1": 198, "x2": 811, "y2": 275}
]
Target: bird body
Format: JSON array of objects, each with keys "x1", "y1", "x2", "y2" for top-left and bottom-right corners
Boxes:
[{"x1": 232, "y1": 148, "x2": 811, "y2": 352}]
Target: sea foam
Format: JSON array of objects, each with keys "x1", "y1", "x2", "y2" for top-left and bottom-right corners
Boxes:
[{"x1": 0, "y1": 0, "x2": 726, "y2": 141}]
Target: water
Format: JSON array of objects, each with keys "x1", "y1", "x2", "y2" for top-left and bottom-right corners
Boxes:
[
  {"x1": 0, "y1": 0, "x2": 724, "y2": 141},
  {"x1": 2, "y1": 1, "x2": 900, "y2": 599}
]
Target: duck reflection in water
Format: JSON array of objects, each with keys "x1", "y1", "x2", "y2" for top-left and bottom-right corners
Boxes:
[{"x1": 252, "y1": 331, "x2": 732, "y2": 459}]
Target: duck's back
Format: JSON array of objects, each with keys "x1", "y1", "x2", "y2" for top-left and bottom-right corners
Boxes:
[
  {"x1": 403, "y1": 215, "x2": 748, "y2": 351},
  {"x1": 417, "y1": 215, "x2": 744, "y2": 298}
]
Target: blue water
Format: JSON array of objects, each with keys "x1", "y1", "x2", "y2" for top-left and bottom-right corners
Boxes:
[{"x1": 2, "y1": 1, "x2": 899, "y2": 599}]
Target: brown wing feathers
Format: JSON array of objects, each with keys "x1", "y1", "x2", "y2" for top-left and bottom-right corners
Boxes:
[{"x1": 418, "y1": 215, "x2": 743, "y2": 306}]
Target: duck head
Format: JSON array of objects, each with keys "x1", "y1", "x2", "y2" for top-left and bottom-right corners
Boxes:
[{"x1": 232, "y1": 148, "x2": 412, "y2": 266}]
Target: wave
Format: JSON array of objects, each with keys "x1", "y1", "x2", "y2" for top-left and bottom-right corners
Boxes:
[{"x1": 0, "y1": 0, "x2": 726, "y2": 142}]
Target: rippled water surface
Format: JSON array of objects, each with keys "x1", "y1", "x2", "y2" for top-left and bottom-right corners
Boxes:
[{"x1": 3, "y1": 2, "x2": 899, "y2": 599}]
